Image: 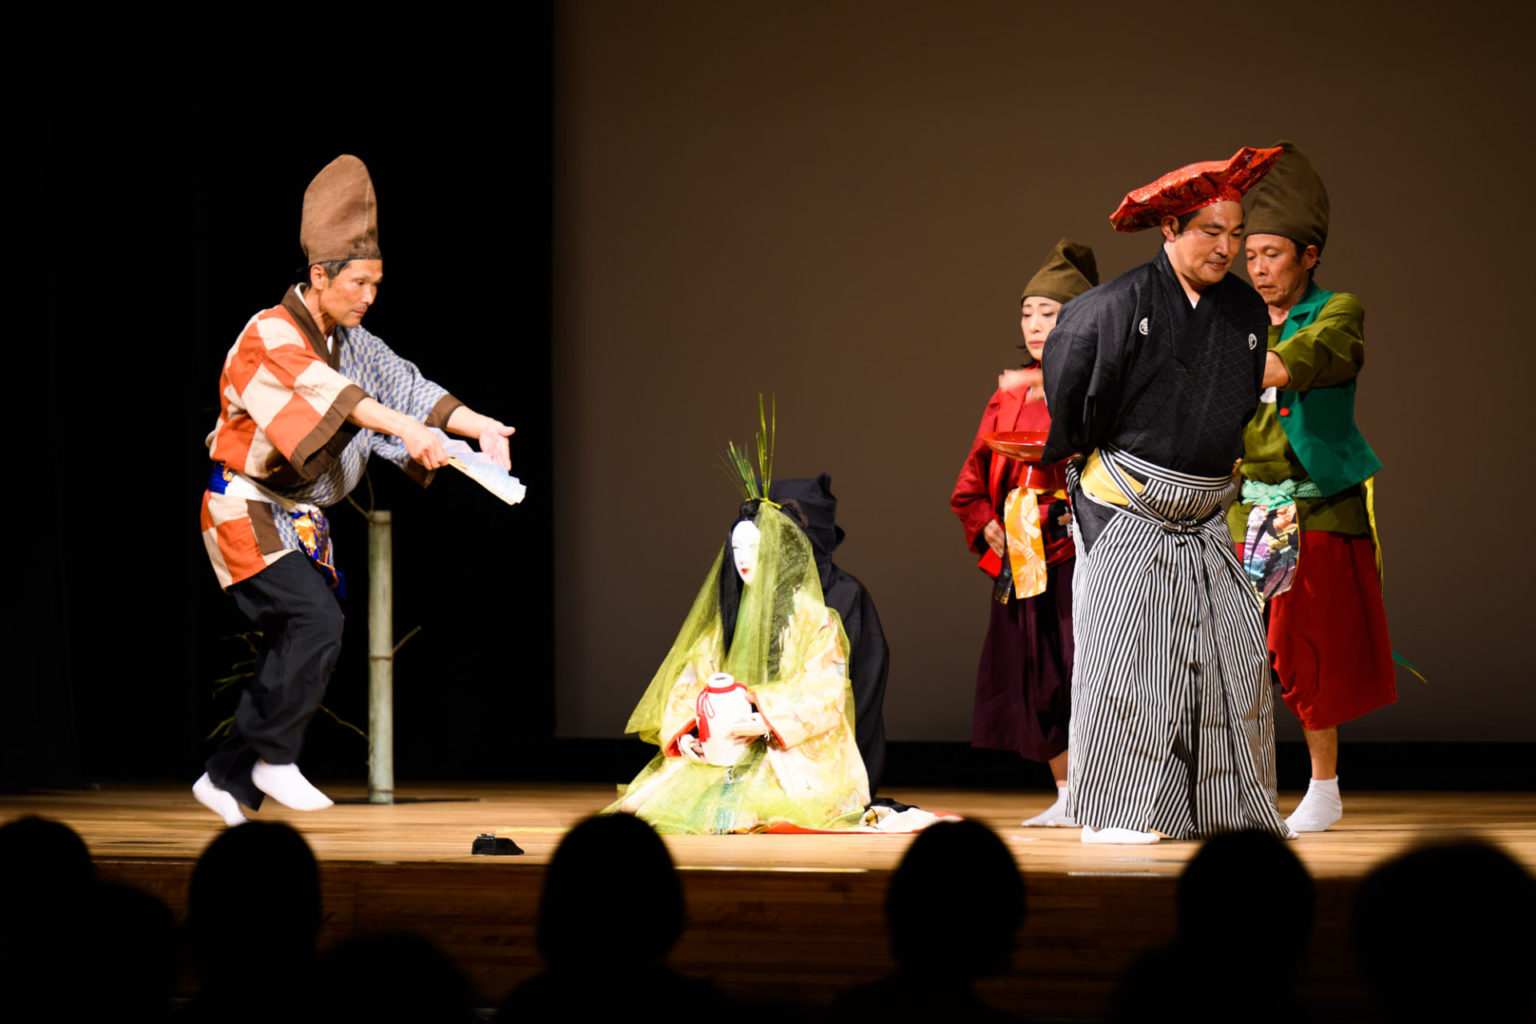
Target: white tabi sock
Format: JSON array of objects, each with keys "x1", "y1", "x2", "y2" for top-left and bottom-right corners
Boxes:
[
  {"x1": 252, "y1": 760, "x2": 334, "y2": 811},
  {"x1": 1022, "y1": 783, "x2": 1077, "y2": 827},
  {"x1": 193, "y1": 773, "x2": 248, "y2": 827},
  {"x1": 1285, "y1": 776, "x2": 1342, "y2": 833},
  {"x1": 1081, "y1": 825, "x2": 1159, "y2": 845}
]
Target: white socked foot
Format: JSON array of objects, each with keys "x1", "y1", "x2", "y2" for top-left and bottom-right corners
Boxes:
[
  {"x1": 1022, "y1": 785, "x2": 1076, "y2": 827},
  {"x1": 193, "y1": 773, "x2": 248, "y2": 827},
  {"x1": 252, "y1": 760, "x2": 334, "y2": 811},
  {"x1": 1081, "y1": 825, "x2": 1159, "y2": 845},
  {"x1": 1285, "y1": 777, "x2": 1342, "y2": 833}
]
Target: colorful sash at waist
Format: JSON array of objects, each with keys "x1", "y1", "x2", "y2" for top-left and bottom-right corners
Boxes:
[
  {"x1": 208, "y1": 465, "x2": 345, "y2": 595},
  {"x1": 995, "y1": 487, "x2": 1072, "y2": 601},
  {"x1": 1240, "y1": 477, "x2": 1322, "y2": 507},
  {"x1": 1077, "y1": 449, "x2": 1145, "y2": 507},
  {"x1": 1072, "y1": 449, "x2": 1261, "y2": 629},
  {"x1": 1076, "y1": 447, "x2": 1236, "y2": 530}
]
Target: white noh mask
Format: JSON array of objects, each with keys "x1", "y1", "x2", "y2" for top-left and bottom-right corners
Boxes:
[{"x1": 731, "y1": 519, "x2": 761, "y2": 584}]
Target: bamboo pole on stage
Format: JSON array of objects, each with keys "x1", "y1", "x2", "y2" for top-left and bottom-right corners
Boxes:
[{"x1": 368, "y1": 510, "x2": 394, "y2": 804}]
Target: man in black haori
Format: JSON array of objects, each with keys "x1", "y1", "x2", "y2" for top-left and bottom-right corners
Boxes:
[{"x1": 1042, "y1": 146, "x2": 1293, "y2": 844}]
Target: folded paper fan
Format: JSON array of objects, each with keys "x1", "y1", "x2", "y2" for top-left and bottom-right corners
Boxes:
[{"x1": 432, "y1": 429, "x2": 527, "y2": 505}]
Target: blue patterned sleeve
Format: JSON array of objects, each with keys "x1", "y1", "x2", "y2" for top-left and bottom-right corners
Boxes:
[{"x1": 339, "y1": 326, "x2": 462, "y2": 471}]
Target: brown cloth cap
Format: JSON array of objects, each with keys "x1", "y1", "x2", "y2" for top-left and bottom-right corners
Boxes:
[
  {"x1": 1022, "y1": 239, "x2": 1099, "y2": 303},
  {"x1": 1244, "y1": 141, "x2": 1330, "y2": 252},
  {"x1": 300, "y1": 155, "x2": 381, "y2": 265},
  {"x1": 1109, "y1": 145, "x2": 1282, "y2": 233}
]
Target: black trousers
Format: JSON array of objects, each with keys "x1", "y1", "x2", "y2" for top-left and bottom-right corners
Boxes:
[{"x1": 206, "y1": 552, "x2": 344, "y2": 810}]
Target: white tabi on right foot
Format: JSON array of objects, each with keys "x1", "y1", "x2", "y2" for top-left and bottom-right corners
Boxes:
[
  {"x1": 193, "y1": 772, "x2": 248, "y2": 827},
  {"x1": 1285, "y1": 776, "x2": 1342, "y2": 832},
  {"x1": 1022, "y1": 783, "x2": 1077, "y2": 827},
  {"x1": 252, "y1": 760, "x2": 334, "y2": 811}
]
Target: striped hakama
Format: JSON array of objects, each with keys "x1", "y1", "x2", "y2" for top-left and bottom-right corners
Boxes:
[{"x1": 1067, "y1": 447, "x2": 1289, "y2": 840}]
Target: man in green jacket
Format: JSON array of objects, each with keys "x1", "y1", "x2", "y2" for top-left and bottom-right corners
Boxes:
[{"x1": 1232, "y1": 142, "x2": 1397, "y2": 832}]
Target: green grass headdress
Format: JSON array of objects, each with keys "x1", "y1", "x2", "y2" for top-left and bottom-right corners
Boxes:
[{"x1": 721, "y1": 393, "x2": 776, "y2": 502}]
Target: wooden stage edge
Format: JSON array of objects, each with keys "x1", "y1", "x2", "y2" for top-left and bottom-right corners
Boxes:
[{"x1": 6, "y1": 784, "x2": 1534, "y2": 1020}]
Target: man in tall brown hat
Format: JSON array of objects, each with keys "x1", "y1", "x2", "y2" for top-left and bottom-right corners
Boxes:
[
  {"x1": 1043, "y1": 146, "x2": 1293, "y2": 844},
  {"x1": 193, "y1": 155, "x2": 516, "y2": 825},
  {"x1": 1233, "y1": 142, "x2": 1396, "y2": 832}
]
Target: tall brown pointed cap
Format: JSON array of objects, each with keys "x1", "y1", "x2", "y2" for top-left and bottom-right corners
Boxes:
[
  {"x1": 300, "y1": 155, "x2": 381, "y2": 265},
  {"x1": 1022, "y1": 239, "x2": 1098, "y2": 303},
  {"x1": 1244, "y1": 141, "x2": 1330, "y2": 252}
]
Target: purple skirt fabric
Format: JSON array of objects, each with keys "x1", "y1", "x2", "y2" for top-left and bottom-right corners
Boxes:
[{"x1": 970, "y1": 558, "x2": 1075, "y2": 762}]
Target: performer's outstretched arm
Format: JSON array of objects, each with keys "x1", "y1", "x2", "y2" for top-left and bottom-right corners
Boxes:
[
  {"x1": 347, "y1": 397, "x2": 451, "y2": 469},
  {"x1": 446, "y1": 405, "x2": 516, "y2": 470}
]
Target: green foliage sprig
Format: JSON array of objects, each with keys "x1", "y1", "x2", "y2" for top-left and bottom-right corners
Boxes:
[
  {"x1": 720, "y1": 393, "x2": 776, "y2": 500},
  {"x1": 207, "y1": 631, "x2": 369, "y2": 749}
]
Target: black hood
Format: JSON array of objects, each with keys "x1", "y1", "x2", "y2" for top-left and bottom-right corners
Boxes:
[{"x1": 769, "y1": 473, "x2": 844, "y2": 573}]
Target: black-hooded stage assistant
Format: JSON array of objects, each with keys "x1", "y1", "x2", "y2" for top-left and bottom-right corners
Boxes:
[{"x1": 769, "y1": 474, "x2": 890, "y2": 797}]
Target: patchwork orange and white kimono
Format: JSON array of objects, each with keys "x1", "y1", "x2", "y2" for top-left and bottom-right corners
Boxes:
[{"x1": 199, "y1": 286, "x2": 460, "y2": 589}]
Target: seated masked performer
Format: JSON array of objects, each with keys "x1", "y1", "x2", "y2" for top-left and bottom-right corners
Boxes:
[
  {"x1": 612, "y1": 489, "x2": 870, "y2": 834},
  {"x1": 1043, "y1": 146, "x2": 1293, "y2": 844},
  {"x1": 1231, "y1": 142, "x2": 1396, "y2": 832},
  {"x1": 768, "y1": 474, "x2": 891, "y2": 800},
  {"x1": 950, "y1": 240, "x2": 1098, "y2": 827}
]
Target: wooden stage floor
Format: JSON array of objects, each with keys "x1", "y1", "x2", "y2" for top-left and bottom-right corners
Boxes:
[{"x1": 6, "y1": 783, "x2": 1534, "y2": 1019}]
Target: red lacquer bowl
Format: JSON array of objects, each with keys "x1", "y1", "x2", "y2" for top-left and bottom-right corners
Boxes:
[{"x1": 983, "y1": 431, "x2": 1068, "y2": 491}]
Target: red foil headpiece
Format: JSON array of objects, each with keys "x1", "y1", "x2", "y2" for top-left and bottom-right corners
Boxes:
[{"x1": 1109, "y1": 145, "x2": 1283, "y2": 233}]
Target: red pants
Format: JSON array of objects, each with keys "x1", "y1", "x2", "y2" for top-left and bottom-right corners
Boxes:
[{"x1": 1265, "y1": 531, "x2": 1397, "y2": 731}]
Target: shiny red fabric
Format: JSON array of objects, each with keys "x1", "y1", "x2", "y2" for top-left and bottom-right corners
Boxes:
[
  {"x1": 1265, "y1": 530, "x2": 1397, "y2": 731},
  {"x1": 950, "y1": 380, "x2": 1071, "y2": 567},
  {"x1": 1110, "y1": 145, "x2": 1283, "y2": 232},
  {"x1": 952, "y1": 378, "x2": 1075, "y2": 761}
]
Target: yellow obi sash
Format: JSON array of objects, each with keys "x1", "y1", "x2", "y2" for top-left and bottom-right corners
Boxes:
[{"x1": 1077, "y1": 448, "x2": 1146, "y2": 507}]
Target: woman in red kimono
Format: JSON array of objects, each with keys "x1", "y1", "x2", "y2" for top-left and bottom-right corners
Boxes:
[{"x1": 950, "y1": 239, "x2": 1097, "y2": 826}]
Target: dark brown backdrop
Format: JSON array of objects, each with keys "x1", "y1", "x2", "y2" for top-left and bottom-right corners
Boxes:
[{"x1": 551, "y1": 0, "x2": 1533, "y2": 743}]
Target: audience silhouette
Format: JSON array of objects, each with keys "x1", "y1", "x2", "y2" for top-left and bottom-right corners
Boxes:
[
  {"x1": 1353, "y1": 838, "x2": 1535, "y2": 1023},
  {"x1": 2, "y1": 816, "x2": 178, "y2": 1023},
  {"x1": 182, "y1": 820, "x2": 322, "y2": 1023},
  {"x1": 834, "y1": 818, "x2": 1026, "y2": 1020},
  {"x1": 496, "y1": 811, "x2": 717, "y2": 1022},
  {"x1": 95, "y1": 879, "x2": 178, "y2": 1022},
  {"x1": 6, "y1": 808, "x2": 1535, "y2": 1021},
  {"x1": 1, "y1": 816, "x2": 100, "y2": 1023},
  {"x1": 302, "y1": 931, "x2": 477, "y2": 1024},
  {"x1": 1109, "y1": 828, "x2": 1317, "y2": 1023}
]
